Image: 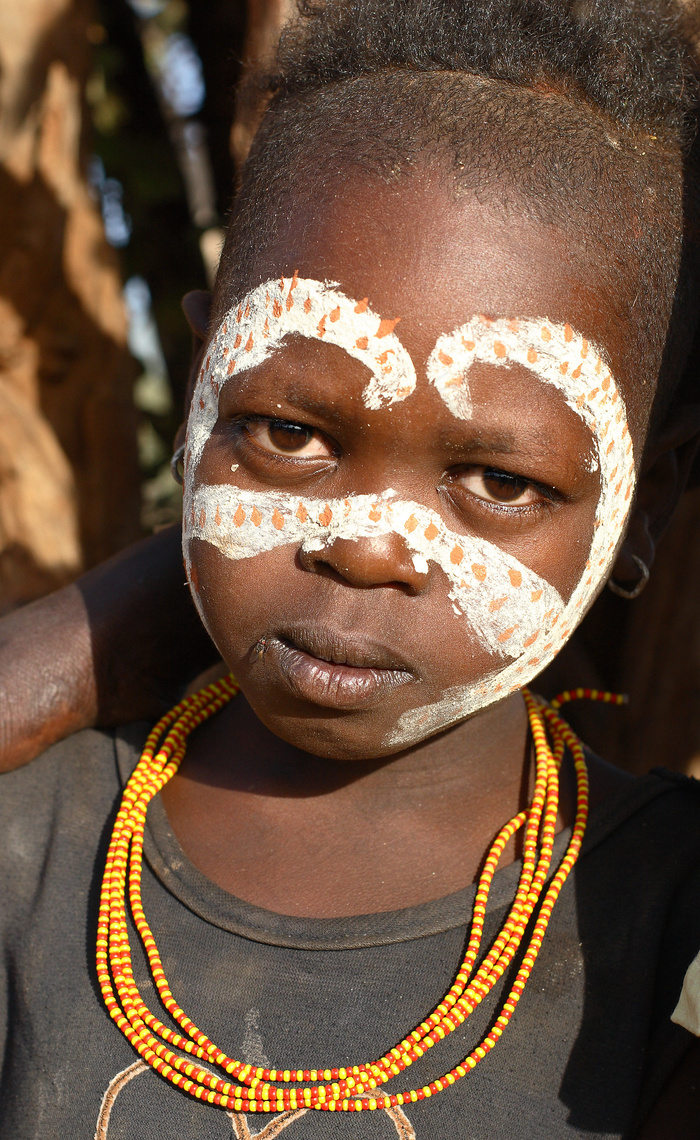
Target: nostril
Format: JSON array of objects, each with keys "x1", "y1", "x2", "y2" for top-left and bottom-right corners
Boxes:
[
  {"x1": 312, "y1": 559, "x2": 354, "y2": 584},
  {"x1": 298, "y1": 535, "x2": 430, "y2": 594}
]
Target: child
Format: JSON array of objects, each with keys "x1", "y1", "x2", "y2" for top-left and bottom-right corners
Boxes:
[{"x1": 2, "y1": 0, "x2": 700, "y2": 1136}]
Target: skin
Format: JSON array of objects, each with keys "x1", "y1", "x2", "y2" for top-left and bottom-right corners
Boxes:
[
  {"x1": 0, "y1": 290, "x2": 694, "y2": 773},
  {"x1": 0, "y1": 526, "x2": 217, "y2": 768},
  {"x1": 0, "y1": 162, "x2": 698, "y2": 1135},
  {"x1": 165, "y1": 178, "x2": 700, "y2": 1132},
  {"x1": 0, "y1": 295, "x2": 219, "y2": 772},
  {"x1": 186, "y1": 297, "x2": 633, "y2": 739},
  {"x1": 162, "y1": 164, "x2": 660, "y2": 919}
]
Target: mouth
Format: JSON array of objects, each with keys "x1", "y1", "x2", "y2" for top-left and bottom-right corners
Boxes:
[{"x1": 254, "y1": 627, "x2": 415, "y2": 710}]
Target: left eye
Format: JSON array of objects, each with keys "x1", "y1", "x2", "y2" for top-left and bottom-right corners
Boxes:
[
  {"x1": 454, "y1": 466, "x2": 542, "y2": 506},
  {"x1": 244, "y1": 418, "x2": 334, "y2": 458}
]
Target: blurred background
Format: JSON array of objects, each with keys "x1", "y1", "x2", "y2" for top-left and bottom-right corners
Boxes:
[
  {"x1": 0, "y1": 0, "x2": 286, "y2": 597},
  {"x1": 1, "y1": 0, "x2": 699, "y2": 777}
]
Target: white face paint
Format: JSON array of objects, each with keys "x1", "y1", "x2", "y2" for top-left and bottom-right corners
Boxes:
[
  {"x1": 189, "y1": 487, "x2": 562, "y2": 659},
  {"x1": 186, "y1": 274, "x2": 415, "y2": 478},
  {"x1": 184, "y1": 279, "x2": 636, "y2": 748},
  {"x1": 428, "y1": 315, "x2": 634, "y2": 597}
]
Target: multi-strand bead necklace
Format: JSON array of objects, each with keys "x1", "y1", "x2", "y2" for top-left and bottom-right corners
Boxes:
[{"x1": 97, "y1": 678, "x2": 623, "y2": 1115}]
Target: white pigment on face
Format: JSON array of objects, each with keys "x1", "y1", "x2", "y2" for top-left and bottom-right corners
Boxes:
[
  {"x1": 186, "y1": 274, "x2": 415, "y2": 479},
  {"x1": 427, "y1": 315, "x2": 633, "y2": 594},
  {"x1": 184, "y1": 282, "x2": 636, "y2": 748},
  {"x1": 188, "y1": 486, "x2": 563, "y2": 661}
]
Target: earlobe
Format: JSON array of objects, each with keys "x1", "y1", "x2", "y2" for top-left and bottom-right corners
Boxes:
[
  {"x1": 609, "y1": 508, "x2": 655, "y2": 590},
  {"x1": 609, "y1": 403, "x2": 700, "y2": 586},
  {"x1": 608, "y1": 554, "x2": 650, "y2": 599}
]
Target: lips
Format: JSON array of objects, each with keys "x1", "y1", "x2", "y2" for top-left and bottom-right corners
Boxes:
[{"x1": 256, "y1": 627, "x2": 414, "y2": 710}]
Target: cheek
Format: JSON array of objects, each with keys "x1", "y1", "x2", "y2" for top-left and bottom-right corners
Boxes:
[
  {"x1": 514, "y1": 494, "x2": 599, "y2": 602},
  {"x1": 185, "y1": 480, "x2": 604, "y2": 669},
  {"x1": 188, "y1": 528, "x2": 538, "y2": 701},
  {"x1": 190, "y1": 423, "x2": 234, "y2": 489},
  {"x1": 188, "y1": 539, "x2": 293, "y2": 654},
  {"x1": 183, "y1": 459, "x2": 624, "y2": 741}
]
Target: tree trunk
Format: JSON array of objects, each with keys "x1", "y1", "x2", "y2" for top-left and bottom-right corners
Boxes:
[{"x1": 0, "y1": 0, "x2": 141, "y2": 612}]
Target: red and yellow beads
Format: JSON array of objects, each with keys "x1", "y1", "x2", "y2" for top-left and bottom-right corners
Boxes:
[
  {"x1": 97, "y1": 678, "x2": 601, "y2": 1114},
  {"x1": 549, "y1": 687, "x2": 626, "y2": 711}
]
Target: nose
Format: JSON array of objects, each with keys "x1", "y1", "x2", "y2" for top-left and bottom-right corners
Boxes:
[{"x1": 299, "y1": 532, "x2": 430, "y2": 595}]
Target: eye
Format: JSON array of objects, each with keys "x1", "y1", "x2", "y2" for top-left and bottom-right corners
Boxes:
[
  {"x1": 244, "y1": 418, "x2": 335, "y2": 458},
  {"x1": 454, "y1": 465, "x2": 544, "y2": 506}
]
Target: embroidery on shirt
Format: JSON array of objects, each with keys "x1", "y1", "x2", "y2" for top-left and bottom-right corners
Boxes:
[
  {"x1": 94, "y1": 1061, "x2": 417, "y2": 1139},
  {"x1": 242, "y1": 1007, "x2": 270, "y2": 1068},
  {"x1": 385, "y1": 1105, "x2": 417, "y2": 1140},
  {"x1": 228, "y1": 1110, "x2": 309, "y2": 1138},
  {"x1": 94, "y1": 1060, "x2": 148, "y2": 1139},
  {"x1": 228, "y1": 1104, "x2": 416, "y2": 1138}
]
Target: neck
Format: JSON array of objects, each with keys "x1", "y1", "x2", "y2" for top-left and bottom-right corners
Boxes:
[{"x1": 160, "y1": 690, "x2": 534, "y2": 917}]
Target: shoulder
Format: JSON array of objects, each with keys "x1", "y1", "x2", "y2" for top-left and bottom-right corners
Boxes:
[
  {"x1": 582, "y1": 770, "x2": 700, "y2": 1022},
  {"x1": 0, "y1": 724, "x2": 147, "y2": 923},
  {"x1": 584, "y1": 764, "x2": 700, "y2": 856},
  {"x1": 629, "y1": 768, "x2": 700, "y2": 867},
  {"x1": 0, "y1": 722, "x2": 145, "y2": 823},
  {"x1": 583, "y1": 767, "x2": 700, "y2": 933},
  {"x1": 576, "y1": 767, "x2": 700, "y2": 1008},
  {"x1": 644, "y1": 772, "x2": 700, "y2": 982}
]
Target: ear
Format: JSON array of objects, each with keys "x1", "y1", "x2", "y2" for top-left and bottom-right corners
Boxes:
[
  {"x1": 610, "y1": 404, "x2": 700, "y2": 584},
  {"x1": 173, "y1": 290, "x2": 212, "y2": 454},
  {"x1": 182, "y1": 289, "x2": 211, "y2": 341}
]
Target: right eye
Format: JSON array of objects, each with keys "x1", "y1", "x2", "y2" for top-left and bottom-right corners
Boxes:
[{"x1": 244, "y1": 418, "x2": 335, "y2": 458}]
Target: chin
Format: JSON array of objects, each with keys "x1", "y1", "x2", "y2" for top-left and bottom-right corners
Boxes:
[{"x1": 249, "y1": 701, "x2": 415, "y2": 761}]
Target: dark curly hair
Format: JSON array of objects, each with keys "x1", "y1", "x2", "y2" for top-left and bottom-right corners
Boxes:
[{"x1": 213, "y1": 0, "x2": 700, "y2": 411}]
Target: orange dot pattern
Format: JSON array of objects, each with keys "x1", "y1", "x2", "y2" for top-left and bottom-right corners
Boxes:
[
  {"x1": 185, "y1": 275, "x2": 416, "y2": 485},
  {"x1": 189, "y1": 487, "x2": 563, "y2": 662},
  {"x1": 184, "y1": 290, "x2": 635, "y2": 728},
  {"x1": 426, "y1": 314, "x2": 635, "y2": 671}
]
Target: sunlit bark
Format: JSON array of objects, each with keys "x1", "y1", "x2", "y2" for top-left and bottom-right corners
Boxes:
[{"x1": 0, "y1": 0, "x2": 140, "y2": 611}]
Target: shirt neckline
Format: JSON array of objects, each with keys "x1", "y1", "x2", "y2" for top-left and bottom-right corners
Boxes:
[{"x1": 115, "y1": 722, "x2": 674, "y2": 952}]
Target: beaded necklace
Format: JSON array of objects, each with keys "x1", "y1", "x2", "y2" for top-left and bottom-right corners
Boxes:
[{"x1": 97, "y1": 679, "x2": 622, "y2": 1116}]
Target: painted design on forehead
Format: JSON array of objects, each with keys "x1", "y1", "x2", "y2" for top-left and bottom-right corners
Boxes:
[
  {"x1": 189, "y1": 486, "x2": 562, "y2": 660},
  {"x1": 427, "y1": 315, "x2": 635, "y2": 609},
  {"x1": 184, "y1": 295, "x2": 637, "y2": 747},
  {"x1": 186, "y1": 275, "x2": 415, "y2": 478}
]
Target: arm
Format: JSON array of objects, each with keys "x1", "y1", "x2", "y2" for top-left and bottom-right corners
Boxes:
[
  {"x1": 0, "y1": 525, "x2": 217, "y2": 770},
  {"x1": 0, "y1": 292, "x2": 218, "y2": 772}
]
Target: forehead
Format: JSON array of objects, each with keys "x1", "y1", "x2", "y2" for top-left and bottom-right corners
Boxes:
[{"x1": 228, "y1": 167, "x2": 646, "y2": 433}]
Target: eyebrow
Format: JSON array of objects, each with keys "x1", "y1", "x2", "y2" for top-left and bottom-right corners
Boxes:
[
  {"x1": 436, "y1": 425, "x2": 574, "y2": 461},
  {"x1": 262, "y1": 374, "x2": 588, "y2": 464},
  {"x1": 280, "y1": 385, "x2": 346, "y2": 422},
  {"x1": 271, "y1": 378, "x2": 378, "y2": 434}
]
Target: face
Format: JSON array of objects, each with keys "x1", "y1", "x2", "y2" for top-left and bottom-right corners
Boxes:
[{"x1": 183, "y1": 169, "x2": 642, "y2": 759}]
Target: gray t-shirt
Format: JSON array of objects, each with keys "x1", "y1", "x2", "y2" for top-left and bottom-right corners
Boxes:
[{"x1": 0, "y1": 724, "x2": 698, "y2": 1140}]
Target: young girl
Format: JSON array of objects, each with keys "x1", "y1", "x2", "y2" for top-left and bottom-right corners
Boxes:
[{"x1": 2, "y1": 1, "x2": 700, "y2": 1136}]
